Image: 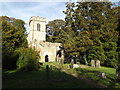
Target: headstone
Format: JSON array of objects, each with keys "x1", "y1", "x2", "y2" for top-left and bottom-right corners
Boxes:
[
  {"x1": 59, "y1": 58, "x2": 63, "y2": 66},
  {"x1": 96, "y1": 60, "x2": 101, "y2": 68},
  {"x1": 58, "y1": 57, "x2": 61, "y2": 64},
  {"x1": 101, "y1": 73, "x2": 106, "y2": 78},
  {"x1": 97, "y1": 72, "x2": 106, "y2": 78},
  {"x1": 91, "y1": 60, "x2": 95, "y2": 68},
  {"x1": 116, "y1": 62, "x2": 120, "y2": 82},
  {"x1": 71, "y1": 59, "x2": 74, "y2": 68},
  {"x1": 73, "y1": 64, "x2": 79, "y2": 68}
]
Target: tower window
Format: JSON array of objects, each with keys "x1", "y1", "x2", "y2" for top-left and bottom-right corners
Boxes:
[{"x1": 37, "y1": 23, "x2": 40, "y2": 31}]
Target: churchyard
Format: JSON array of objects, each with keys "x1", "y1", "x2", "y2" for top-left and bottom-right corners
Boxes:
[
  {"x1": 2, "y1": 0, "x2": 120, "y2": 89},
  {"x1": 3, "y1": 62, "x2": 120, "y2": 88}
]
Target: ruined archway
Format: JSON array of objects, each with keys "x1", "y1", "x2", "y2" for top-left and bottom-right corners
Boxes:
[{"x1": 45, "y1": 55, "x2": 49, "y2": 62}]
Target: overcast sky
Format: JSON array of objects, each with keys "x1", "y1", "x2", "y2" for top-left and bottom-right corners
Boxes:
[{"x1": 0, "y1": 0, "x2": 119, "y2": 33}]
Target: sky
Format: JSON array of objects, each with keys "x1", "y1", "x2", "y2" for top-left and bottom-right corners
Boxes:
[
  {"x1": 1, "y1": 2, "x2": 66, "y2": 32},
  {"x1": 0, "y1": 0, "x2": 119, "y2": 33}
]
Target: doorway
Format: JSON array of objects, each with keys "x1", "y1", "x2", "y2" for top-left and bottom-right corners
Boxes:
[{"x1": 45, "y1": 55, "x2": 49, "y2": 62}]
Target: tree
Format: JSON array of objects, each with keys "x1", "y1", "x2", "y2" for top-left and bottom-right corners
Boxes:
[
  {"x1": 63, "y1": 2, "x2": 75, "y2": 30},
  {"x1": 46, "y1": 19, "x2": 65, "y2": 43},
  {"x1": 74, "y1": 1, "x2": 119, "y2": 67},
  {"x1": 1, "y1": 16, "x2": 28, "y2": 69},
  {"x1": 16, "y1": 47, "x2": 40, "y2": 71}
]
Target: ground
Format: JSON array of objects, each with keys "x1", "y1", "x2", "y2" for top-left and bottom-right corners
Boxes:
[{"x1": 2, "y1": 62, "x2": 120, "y2": 88}]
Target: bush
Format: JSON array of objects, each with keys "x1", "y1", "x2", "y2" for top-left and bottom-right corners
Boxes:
[{"x1": 16, "y1": 47, "x2": 40, "y2": 71}]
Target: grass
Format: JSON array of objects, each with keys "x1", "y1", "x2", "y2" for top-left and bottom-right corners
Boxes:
[
  {"x1": 45, "y1": 62, "x2": 120, "y2": 88},
  {"x1": 75, "y1": 66, "x2": 120, "y2": 88},
  {"x1": 2, "y1": 62, "x2": 120, "y2": 88},
  {"x1": 3, "y1": 68, "x2": 47, "y2": 88},
  {"x1": 2, "y1": 62, "x2": 92, "y2": 88}
]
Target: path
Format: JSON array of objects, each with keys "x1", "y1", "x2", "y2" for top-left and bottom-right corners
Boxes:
[{"x1": 49, "y1": 63, "x2": 107, "y2": 88}]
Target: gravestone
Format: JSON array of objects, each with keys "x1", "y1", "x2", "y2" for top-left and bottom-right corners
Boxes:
[
  {"x1": 73, "y1": 64, "x2": 79, "y2": 68},
  {"x1": 71, "y1": 59, "x2": 74, "y2": 68},
  {"x1": 91, "y1": 60, "x2": 95, "y2": 68},
  {"x1": 98, "y1": 72, "x2": 106, "y2": 78},
  {"x1": 116, "y1": 62, "x2": 120, "y2": 82},
  {"x1": 101, "y1": 73, "x2": 106, "y2": 78},
  {"x1": 96, "y1": 60, "x2": 101, "y2": 68}
]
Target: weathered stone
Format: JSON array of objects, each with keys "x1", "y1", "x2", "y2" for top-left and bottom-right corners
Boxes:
[
  {"x1": 73, "y1": 64, "x2": 79, "y2": 68},
  {"x1": 101, "y1": 73, "x2": 106, "y2": 78},
  {"x1": 27, "y1": 16, "x2": 64, "y2": 62},
  {"x1": 91, "y1": 60, "x2": 95, "y2": 68},
  {"x1": 97, "y1": 72, "x2": 106, "y2": 78},
  {"x1": 71, "y1": 59, "x2": 74, "y2": 68},
  {"x1": 96, "y1": 60, "x2": 101, "y2": 68}
]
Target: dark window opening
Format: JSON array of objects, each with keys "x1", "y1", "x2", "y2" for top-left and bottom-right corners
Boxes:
[{"x1": 37, "y1": 23, "x2": 40, "y2": 31}]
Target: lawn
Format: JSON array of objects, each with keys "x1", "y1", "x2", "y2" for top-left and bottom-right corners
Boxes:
[
  {"x1": 2, "y1": 62, "x2": 92, "y2": 88},
  {"x1": 75, "y1": 66, "x2": 120, "y2": 88},
  {"x1": 2, "y1": 62, "x2": 120, "y2": 88},
  {"x1": 45, "y1": 62, "x2": 120, "y2": 88}
]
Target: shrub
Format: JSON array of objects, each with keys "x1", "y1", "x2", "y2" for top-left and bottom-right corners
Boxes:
[{"x1": 16, "y1": 47, "x2": 40, "y2": 71}]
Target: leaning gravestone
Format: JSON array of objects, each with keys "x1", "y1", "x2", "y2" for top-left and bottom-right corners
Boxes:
[
  {"x1": 116, "y1": 62, "x2": 120, "y2": 82},
  {"x1": 96, "y1": 60, "x2": 101, "y2": 68},
  {"x1": 91, "y1": 60, "x2": 95, "y2": 68}
]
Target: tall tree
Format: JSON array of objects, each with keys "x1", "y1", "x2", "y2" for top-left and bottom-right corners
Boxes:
[
  {"x1": 1, "y1": 16, "x2": 28, "y2": 69},
  {"x1": 74, "y1": 1, "x2": 119, "y2": 67},
  {"x1": 46, "y1": 19, "x2": 65, "y2": 43}
]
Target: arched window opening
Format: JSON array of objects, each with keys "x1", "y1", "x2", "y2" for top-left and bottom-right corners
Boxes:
[{"x1": 37, "y1": 23, "x2": 40, "y2": 31}]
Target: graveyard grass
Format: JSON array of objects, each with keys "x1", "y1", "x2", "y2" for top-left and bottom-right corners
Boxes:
[{"x1": 3, "y1": 62, "x2": 120, "y2": 88}]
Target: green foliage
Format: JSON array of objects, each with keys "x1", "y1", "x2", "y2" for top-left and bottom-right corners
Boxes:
[
  {"x1": 1, "y1": 16, "x2": 28, "y2": 69},
  {"x1": 59, "y1": 1, "x2": 119, "y2": 68},
  {"x1": 46, "y1": 1, "x2": 119, "y2": 68},
  {"x1": 62, "y1": 1, "x2": 119, "y2": 68},
  {"x1": 16, "y1": 47, "x2": 40, "y2": 71},
  {"x1": 46, "y1": 19, "x2": 66, "y2": 43}
]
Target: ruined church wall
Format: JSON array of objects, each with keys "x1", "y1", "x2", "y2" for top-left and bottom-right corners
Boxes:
[
  {"x1": 28, "y1": 16, "x2": 63, "y2": 62},
  {"x1": 38, "y1": 42, "x2": 61, "y2": 62}
]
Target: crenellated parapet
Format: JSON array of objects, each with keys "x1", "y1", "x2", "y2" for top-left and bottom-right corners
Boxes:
[{"x1": 29, "y1": 16, "x2": 46, "y2": 25}]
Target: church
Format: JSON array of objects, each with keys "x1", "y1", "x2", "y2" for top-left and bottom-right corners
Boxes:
[{"x1": 27, "y1": 16, "x2": 64, "y2": 62}]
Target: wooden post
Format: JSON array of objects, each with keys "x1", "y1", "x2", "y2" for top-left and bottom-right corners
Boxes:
[{"x1": 46, "y1": 65, "x2": 49, "y2": 87}]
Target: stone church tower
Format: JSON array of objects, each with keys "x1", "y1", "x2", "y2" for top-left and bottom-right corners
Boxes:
[
  {"x1": 28, "y1": 16, "x2": 46, "y2": 45},
  {"x1": 28, "y1": 16, "x2": 63, "y2": 62}
]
